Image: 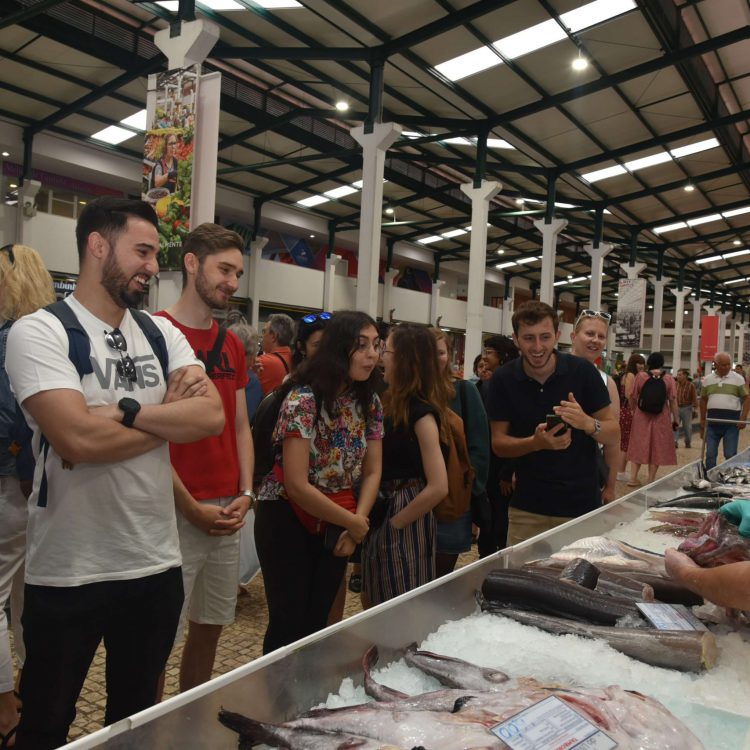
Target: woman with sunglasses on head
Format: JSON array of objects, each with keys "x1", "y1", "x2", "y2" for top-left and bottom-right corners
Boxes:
[
  {"x1": 0, "y1": 244, "x2": 55, "y2": 747},
  {"x1": 291, "y1": 312, "x2": 331, "y2": 372},
  {"x1": 361, "y1": 324, "x2": 449, "y2": 607},
  {"x1": 254, "y1": 311, "x2": 383, "y2": 653},
  {"x1": 430, "y1": 329, "x2": 489, "y2": 576},
  {"x1": 570, "y1": 309, "x2": 620, "y2": 503}
]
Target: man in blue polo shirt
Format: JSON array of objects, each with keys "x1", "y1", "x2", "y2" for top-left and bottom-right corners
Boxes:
[{"x1": 487, "y1": 301, "x2": 619, "y2": 545}]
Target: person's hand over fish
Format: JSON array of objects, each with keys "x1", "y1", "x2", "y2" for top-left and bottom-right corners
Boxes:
[{"x1": 718, "y1": 499, "x2": 750, "y2": 536}]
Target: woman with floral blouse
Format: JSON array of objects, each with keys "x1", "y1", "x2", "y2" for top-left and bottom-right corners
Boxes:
[{"x1": 254, "y1": 311, "x2": 383, "y2": 653}]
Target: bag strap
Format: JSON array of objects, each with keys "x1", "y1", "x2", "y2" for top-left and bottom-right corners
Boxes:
[
  {"x1": 44, "y1": 301, "x2": 94, "y2": 379},
  {"x1": 272, "y1": 350, "x2": 290, "y2": 374},
  {"x1": 131, "y1": 308, "x2": 168, "y2": 381},
  {"x1": 202, "y1": 324, "x2": 227, "y2": 377}
]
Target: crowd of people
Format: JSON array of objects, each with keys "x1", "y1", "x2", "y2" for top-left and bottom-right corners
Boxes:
[{"x1": 1, "y1": 196, "x2": 750, "y2": 748}]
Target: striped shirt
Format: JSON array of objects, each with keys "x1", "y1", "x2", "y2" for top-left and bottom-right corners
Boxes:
[
  {"x1": 676, "y1": 379, "x2": 697, "y2": 408},
  {"x1": 702, "y1": 371, "x2": 748, "y2": 418}
]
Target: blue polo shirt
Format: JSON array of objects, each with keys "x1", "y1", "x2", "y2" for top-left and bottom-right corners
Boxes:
[{"x1": 486, "y1": 351, "x2": 610, "y2": 517}]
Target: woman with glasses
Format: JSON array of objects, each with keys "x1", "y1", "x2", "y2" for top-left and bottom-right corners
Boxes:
[
  {"x1": 153, "y1": 134, "x2": 180, "y2": 193},
  {"x1": 570, "y1": 310, "x2": 620, "y2": 503},
  {"x1": 254, "y1": 311, "x2": 383, "y2": 653},
  {"x1": 361, "y1": 324, "x2": 449, "y2": 606},
  {"x1": 430, "y1": 329, "x2": 489, "y2": 576},
  {"x1": 0, "y1": 244, "x2": 55, "y2": 747}
]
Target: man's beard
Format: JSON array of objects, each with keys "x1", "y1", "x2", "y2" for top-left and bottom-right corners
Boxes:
[
  {"x1": 195, "y1": 267, "x2": 229, "y2": 310},
  {"x1": 101, "y1": 251, "x2": 146, "y2": 308}
]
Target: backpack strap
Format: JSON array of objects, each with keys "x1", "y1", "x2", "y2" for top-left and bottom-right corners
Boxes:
[
  {"x1": 201, "y1": 325, "x2": 227, "y2": 377},
  {"x1": 130, "y1": 309, "x2": 168, "y2": 381},
  {"x1": 272, "y1": 351, "x2": 290, "y2": 374},
  {"x1": 44, "y1": 301, "x2": 94, "y2": 379}
]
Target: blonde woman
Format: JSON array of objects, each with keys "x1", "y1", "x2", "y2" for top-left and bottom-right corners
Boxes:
[
  {"x1": 430, "y1": 328, "x2": 489, "y2": 575},
  {"x1": 0, "y1": 244, "x2": 55, "y2": 747},
  {"x1": 569, "y1": 310, "x2": 620, "y2": 503}
]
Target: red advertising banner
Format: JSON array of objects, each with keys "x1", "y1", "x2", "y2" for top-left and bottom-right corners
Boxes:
[{"x1": 700, "y1": 316, "x2": 720, "y2": 361}]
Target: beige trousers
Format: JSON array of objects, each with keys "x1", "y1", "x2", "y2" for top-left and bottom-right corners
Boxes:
[{"x1": 507, "y1": 507, "x2": 575, "y2": 546}]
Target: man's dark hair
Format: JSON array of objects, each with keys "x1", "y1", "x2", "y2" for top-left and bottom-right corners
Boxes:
[
  {"x1": 181, "y1": 223, "x2": 244, "y2": 286},
  {"x1": 512, "y1": 300, "x2": 559, "y2": 335},
  {"x1": 75, "y1": 197, "x2": 158, "y2": 264}
]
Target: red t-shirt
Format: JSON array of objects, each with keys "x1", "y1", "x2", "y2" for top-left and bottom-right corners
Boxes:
[
  {"x1": 156, "y1": 312, "x2": 248, "y2": 500},
  {"x1": 257, "y1": 347, "x2": 292, "y2": 394}
]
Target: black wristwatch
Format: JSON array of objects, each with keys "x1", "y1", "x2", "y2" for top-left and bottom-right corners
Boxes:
[{"x1": 118, "y1": 397, "x2": 141, "y2": 428}]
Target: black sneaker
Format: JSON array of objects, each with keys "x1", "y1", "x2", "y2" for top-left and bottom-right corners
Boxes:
[{"x1": 348, "y1": 574, "x2": 362, "y2": 593}]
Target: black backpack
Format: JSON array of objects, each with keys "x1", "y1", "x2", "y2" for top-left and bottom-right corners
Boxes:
[
  {"x1": 251, "y1": 389, "x2": 285, "y2": 487},
  {"x1": 638, "y1": 373, "x2": 667, "y2": 414}
]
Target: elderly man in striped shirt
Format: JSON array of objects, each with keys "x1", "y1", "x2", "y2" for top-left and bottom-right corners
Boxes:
[{"x1": 700, "y1": 352, "x2": 750, "y2": 469}]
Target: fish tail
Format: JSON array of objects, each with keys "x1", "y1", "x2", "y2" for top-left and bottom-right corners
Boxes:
[{"x1": 218, "y1": 709, "x2": 275, "y2": 746}]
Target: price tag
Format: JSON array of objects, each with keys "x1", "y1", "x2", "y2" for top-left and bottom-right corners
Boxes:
[
  {"x1": 636, "y1": 602, "x2": 708, "y2": 631},
  {"x1": 490, "y1": 695, "x2": 617, "y2": 750}
]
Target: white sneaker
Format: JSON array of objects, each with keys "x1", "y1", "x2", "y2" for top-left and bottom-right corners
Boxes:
[{"x1": 616, "y1": 472, "x2": 629, "y2": 482}]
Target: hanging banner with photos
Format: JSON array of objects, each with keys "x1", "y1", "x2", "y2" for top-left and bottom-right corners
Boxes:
[
  {"x1": 142, "y1": 67, "x2": 198, "y2": 269},
  {"x1": 615, "y1": 277, "x2": 647, "y2": 348}
]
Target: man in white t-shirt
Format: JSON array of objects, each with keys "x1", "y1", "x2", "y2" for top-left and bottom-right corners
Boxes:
[{"x1": 5, "y1": 197, "x2": 224, "y2": 749}]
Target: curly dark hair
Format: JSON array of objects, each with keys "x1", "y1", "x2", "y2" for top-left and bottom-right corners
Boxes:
[
  {"x1": 279, "y1": 310, "x2": 381, "y2": 418},
  {"x1": 291, "y1": 313, "x2": 330, "y2": 370}
]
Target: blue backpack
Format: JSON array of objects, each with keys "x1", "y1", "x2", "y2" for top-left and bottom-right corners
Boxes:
[{"x1": 34, "y1": 301, "x2": 169, "y2": 507}]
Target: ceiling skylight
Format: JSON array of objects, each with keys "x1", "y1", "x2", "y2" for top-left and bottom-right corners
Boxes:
[
  {"x1": 91, "y1": 125, "x2": 135, "y2": 145},
  {"x1": 696, "y1": 249, "x2": 750, "y2": 264},
  {"x1": 324, "y1": 185, "x2": 358, "y2": 199},
  {"x1": 723, "y1": 206, "x2": 750, "y2": 218},
  {"x1": 695, "y1": 255, "x2": 722, "y2": 265},
  {"x1": 418, "y1": 236, "x2": 444, "y2": 245},
  {"x1": 297, "y1": 195, "x2": 329, "y2": 208},
  {"x1": 582, "y1": 138, "x2": 721, "y2": 183},
  {"x1": 553, "y1": 276, "x2": 588, "y2": 286},
  {"x1": 495, "y1": 261, "x2": 518, "y2": 269},
  {"x1": 442, "y1": 229, "x2": 468, "y2": 238},
  {"x1": 724, "y1": 278, "x2": 747, "y2": 285},
  {"x1": 91, "y1": 108, "x2": 148, "y2": 145},
  {"x1": 686, "y1": 213, "x2": 722, "y2": 227},
  {"x1": 403, "y1": 133, "x2": 513, "y2": 150},
  {"x1": 722, "y1": 248, "x2": 750, "y2": 260},
  {"x1": 435, "y1": 0, "x2": 636, "y2": 81}
]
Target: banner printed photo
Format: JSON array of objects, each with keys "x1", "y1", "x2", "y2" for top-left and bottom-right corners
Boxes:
[
  {"x1": 142, "y1": 67, "x2": 198, "y2": 269},
  {"x1": 615, "y1": 277, "x2": 647, "y2": 348}
]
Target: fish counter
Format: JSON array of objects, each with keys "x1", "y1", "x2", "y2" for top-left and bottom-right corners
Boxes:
[{"x1": 66, "y1": 451, "x2": 750, "y2": 750}]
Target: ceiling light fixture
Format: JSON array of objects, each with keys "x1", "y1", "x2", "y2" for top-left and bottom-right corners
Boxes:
[
  {"x1": 571, "y1": 48, "x2": 588, "y2": 71},
  {"x1": 734, "y1": 239, "x2": 742, "y2": 246},
  {"x1": 496, "y1": 248, "x2": 505, "y2": 255},
  {"x1": 335, "y1": 100, "x2": 349, "y2": 112},
  {"x1": 684, "y1": 184, "x2": 695, "y2": 192},
  {"x1": 385, "y1": 207, "x2": 394, "y2": 215},
  {"x1": 1, "y1": 152, "x2": 8, "y2": 157}
]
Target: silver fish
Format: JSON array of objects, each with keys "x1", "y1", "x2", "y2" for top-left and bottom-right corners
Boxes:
[{"x1": 545, "y1": 536, "x2": 666, "y2": 575}]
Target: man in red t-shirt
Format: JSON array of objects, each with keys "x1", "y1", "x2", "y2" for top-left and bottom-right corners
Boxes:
[
  {"x1": 156, "y1": 223, "x2": 254, "y2": 692},
  {"x1": 256, "y1": 313, "x2": 294, "y2": 393}
]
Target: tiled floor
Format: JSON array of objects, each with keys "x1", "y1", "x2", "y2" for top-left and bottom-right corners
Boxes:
[{"x1": 10, "y1": 434, "x2": 732, "y2": 744}]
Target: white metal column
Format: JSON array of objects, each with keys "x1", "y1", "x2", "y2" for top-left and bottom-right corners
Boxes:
[
  {"x1": 533, "y1": 218, "x2": 567, "y2": 305},
  {"x1": 461, "y1": 180, "x2": 501, "y2": 378},
  {"x1": 249, "y1": 236, "x2": 268, "y2": 326},
  {"x1": 323, "y1": 254, "x2": 341, "y2": 312},
  {"x1": 649, "y1": 276, "x2": 671, "y2": 352},
  {"x1": 583, "y1": 242, "x2": 612, "y2": 310},
  {"x1": 670, "y1": 287, "x2": 690, "y2": 371},
  {"x1": 351, "y1": 123, "x2": 401, "y2": 318}
]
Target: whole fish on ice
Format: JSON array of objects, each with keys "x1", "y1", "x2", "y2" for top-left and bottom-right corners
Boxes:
[{"x1": 542, "y1": 536, "x2": 666, "y2": 574}]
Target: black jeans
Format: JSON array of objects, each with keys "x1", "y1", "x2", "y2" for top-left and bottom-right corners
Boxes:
[
  {"x1": 478, "y1": 456, "x2": 510, "y2": 558},
  {"x1": 16, "y1": 567, "x2": 183, "y2": 750},
  {"x1": 255, "y1": 499, "x2": 348, "y2": 654}
]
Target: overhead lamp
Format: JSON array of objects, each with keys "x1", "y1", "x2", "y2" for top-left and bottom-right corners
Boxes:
[
  {"x1": 571, "y1": 48, "x2": 588, "y2": 71},
  {"x1": 567, "y1": 274, "x2": 573, "y2": 279},
  {"x1": 309, "y1": 234, "x2": 315, "y2": 238},
  {"x1": 734, "y1": 239, "x2": 742, "y2": 246},
  {"x1": 516, "y1": 198, "x2": 525, "y2": 205},
  {"x1": 385, "y1": 207, "x2": 394, "y2": 215},
  {"x1": 335, "y1": 100, "x2": 349, "y2": 112},
  {"x1": 8, "y1": 183, "x2": 17, "y2": 189},
  {"x1": 1, "y1": 152, "x2": 8, "y2": 157},
  {"x1": 684, "y1": 184, "x2": 695, "y2": 192},
  {"x1": 496, "y1": 248, "x2": 505, "y2": 255}
]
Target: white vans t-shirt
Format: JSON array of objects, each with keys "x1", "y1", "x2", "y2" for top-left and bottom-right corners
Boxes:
[{"x1": 6, "y1": 296, "x2": 201, "y2": 586}]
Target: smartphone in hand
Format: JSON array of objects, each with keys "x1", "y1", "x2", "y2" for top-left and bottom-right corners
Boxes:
[{"x1": 546, "y1": 413, "x2": 567, "y2": 436}]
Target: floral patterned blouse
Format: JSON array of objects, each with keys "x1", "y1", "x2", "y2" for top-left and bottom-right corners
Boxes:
[{"x1": 258, "y1": 385, "x2": 384, "y2": 502}]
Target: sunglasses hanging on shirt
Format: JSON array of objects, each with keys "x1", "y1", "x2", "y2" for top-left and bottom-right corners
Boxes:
[{"x1": 104, "y1": 328, "x2": 138, "y2": 383}]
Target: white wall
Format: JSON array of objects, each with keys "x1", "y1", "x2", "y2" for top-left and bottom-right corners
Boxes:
[{"x1": 23, "y1": 212, "x2": 80, "y2": 274}]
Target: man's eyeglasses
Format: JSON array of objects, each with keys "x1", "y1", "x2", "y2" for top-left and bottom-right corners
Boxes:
[
  {"x1": 0, "y1": 244, "x2": 15, "y2": 265},
  {"x1": 104, "y1": 328, "x2": 137, "y2": 383},
  {"x1": 301, "y1": 312, "x2": 332, "y2": 325},
  {"x1": 575, "y1": 309, "x2": 612, "y2": 327}
]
